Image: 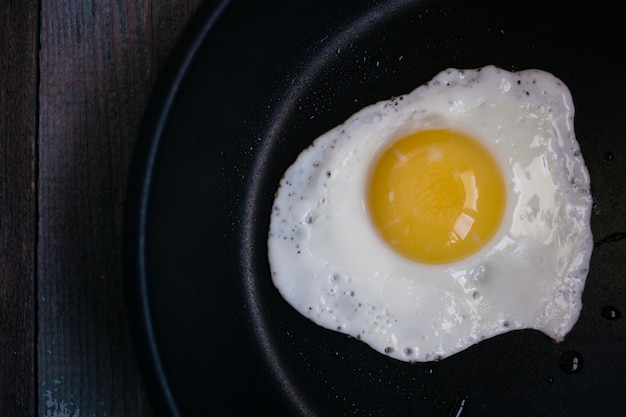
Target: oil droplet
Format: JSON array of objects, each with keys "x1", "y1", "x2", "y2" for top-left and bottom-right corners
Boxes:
[
  {"x1": 592, "y1": 201, "x2": 600, "y2": 215},
  {"x1": 559, "y1": 351, "x2": 584, "y2": 374},
  {"x1": 604, "y1": 151, "x2": 614, "y2": 161},
  {"x1": 601, "y1": 305, "x2": 621, "y2": 320}
]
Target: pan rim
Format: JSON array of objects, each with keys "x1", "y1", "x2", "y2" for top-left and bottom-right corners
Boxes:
[{"x1": 123, "y1": 1, "x2": 232, "y2": 416}]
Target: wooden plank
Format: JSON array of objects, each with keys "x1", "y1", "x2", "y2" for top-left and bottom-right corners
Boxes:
[
  {"x1": 0, "y1": 1, "x2": 38, "y2": 416},
  {"x1": 37, "y1": 0, "x2": 203, "y2": 415}
]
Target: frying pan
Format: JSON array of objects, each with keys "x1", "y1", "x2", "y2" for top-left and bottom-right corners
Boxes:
[{"x1": 124, "y1": 0, "x2": 626, "y2": 415}]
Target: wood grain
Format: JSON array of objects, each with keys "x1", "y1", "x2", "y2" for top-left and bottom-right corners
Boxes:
[
  {"x1": 0, "y1": 1, "x2": 38, "y2": 415},
  {"x1": 37, "y1": 0, "x2": 203, "y2": 415}
]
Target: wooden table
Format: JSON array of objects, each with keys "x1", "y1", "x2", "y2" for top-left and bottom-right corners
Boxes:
[{"x1": 1, "y1": 1, "x2": 206, "y2": 415}]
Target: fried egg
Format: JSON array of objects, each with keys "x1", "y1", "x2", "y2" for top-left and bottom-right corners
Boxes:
[{"x1": 267, "y1": 66, "x2": 593, "y2": 362}]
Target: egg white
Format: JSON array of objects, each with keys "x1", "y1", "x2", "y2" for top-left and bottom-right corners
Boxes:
[{"x1": 267, "y1": 66, "x2": 593, "y2": 362}]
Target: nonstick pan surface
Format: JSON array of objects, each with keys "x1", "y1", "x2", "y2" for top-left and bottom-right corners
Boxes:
[{"x1": 124, "y1": 1, "x2": 626, "y2": 415}]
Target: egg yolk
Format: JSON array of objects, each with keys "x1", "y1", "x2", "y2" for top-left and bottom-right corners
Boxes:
[{"x1": 368, "y1": 129, "x2": 506, "y2": 264}]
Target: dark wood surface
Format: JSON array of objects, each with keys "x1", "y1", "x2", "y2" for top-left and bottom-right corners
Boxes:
[{"x1": 1, "y1": 0, "x2": 203, "y2": 415}]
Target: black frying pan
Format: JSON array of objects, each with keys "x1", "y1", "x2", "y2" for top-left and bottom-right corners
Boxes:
[{"x1": 124, "y1": 0, "x2": 626, "y2": 415}]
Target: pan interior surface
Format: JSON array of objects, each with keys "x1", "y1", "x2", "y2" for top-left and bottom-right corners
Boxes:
[{"x1": 126, "y1": 0, "x2": 626, "y2": 415}]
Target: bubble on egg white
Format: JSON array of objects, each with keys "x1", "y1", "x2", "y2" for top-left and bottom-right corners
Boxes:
[{"x1": 267, "y1": 65, "x2": 593, "y2": 362}]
